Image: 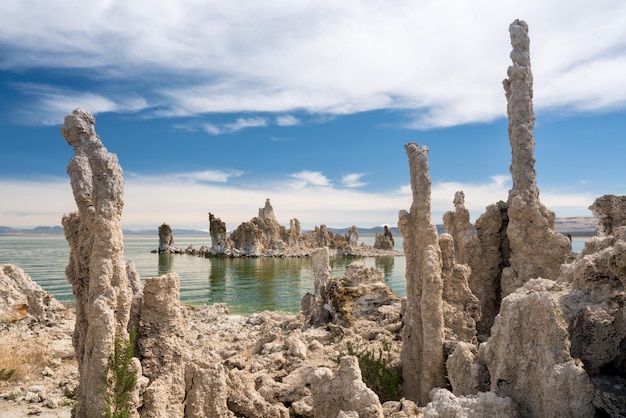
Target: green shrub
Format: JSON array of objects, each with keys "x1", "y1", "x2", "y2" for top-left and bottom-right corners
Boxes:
[
  {"x1": 100, "y1": 328, "x2": 138, "y2": 418},
  {"x1": 336, "y1": 340, "x2": 402, "y2": 402},
  {"x1": 0, "y1": 368, "x2": 16, "y2": 380}
]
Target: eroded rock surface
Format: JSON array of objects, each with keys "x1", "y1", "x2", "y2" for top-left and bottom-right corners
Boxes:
[
  {"x1": 158, "y1": 223, "x2": 176, "y2": 253},
  {"x1": 60, "y1": 108, "x2": 134, "y2": 417},
  {"x1": 0, "y1": 264, "x2": 65, "y2": 322},
  {"x1": 398, "y1": 143, "x2": 446, "y2": 405},
  {"x1": 589, "y1": 194, "x2": 626, "y2": 236},
  {"x1": 501, "y1": 19, "x2": 570, "y2": 296}
]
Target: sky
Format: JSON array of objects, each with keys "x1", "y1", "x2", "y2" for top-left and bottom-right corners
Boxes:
[{"x1": 1, "y1": 0, "x2": 625, "y2": 231}]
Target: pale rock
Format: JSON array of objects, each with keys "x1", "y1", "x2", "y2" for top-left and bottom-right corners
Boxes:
[
  {"x1": 589, "y1": 194, "x2": 626, "y2": 236},
  {"x1": 472, "y1": 201, "x2": 509, "y2": 339},
  {"x1": 398, "y1": 142, "x2": 446, "y2": 405},
  {"x1": 158, "y1": 223, "x2": 175, "y2": 252},
  {"x1": 287, "y1": 336, "x2": 308, "y2": 360},
  {"x1": 0, "y1": 264, "x2": 65, "y2": 322},
  {"x1": 311, "y1": 356, "x2": 384, "y2": 418},
  {"x1": 501, "y1": 20, "x2": 570, "y2": 296},
  {"x1": 184, "y1": 362, "x2": 232, "y2": 418},
  {"x1": 60, "y1": 108, "x2": 133, "y2": 417},
  {"x1": 209, "y1": 212, "x2": 232, "y2": 254},
  {"x1": 348, "y1": 225, "x2": 360, "y2": 246},
  {"x1": 424, "y1": 388, "x2": 519, "y2": 418},
  {"x1": 480, "y1": 278, "x2": 595, "y2": 417},
  {"x1": 446, "y1": 341, "x2": 489, "y2": 396},
  {"x1": 374, "y1": 225, "x2": 395, "y2": 251},
  {"x1": 139, "y1": 273, "x2": 188, "y2": 417},
  {"x1": 227, "y1": 369, "x2": 290, "y2": 418},
  {"x1": 439, "y1": 234, "x2": 480, "y2": 344}
]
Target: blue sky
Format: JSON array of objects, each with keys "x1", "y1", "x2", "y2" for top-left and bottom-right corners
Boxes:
[{"x1": 1, "y1": 0, "x2": 625, "y2": 231}]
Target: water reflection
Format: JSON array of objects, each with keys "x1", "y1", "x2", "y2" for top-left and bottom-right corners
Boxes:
[
  {"x1": 157, "y1": 253, "x2": 174, "y2": 276},
  {"x1": 375, "y1": 256, "x2": 395, "y2": 276}
]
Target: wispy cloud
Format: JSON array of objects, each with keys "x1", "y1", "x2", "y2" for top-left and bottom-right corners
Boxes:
[
  {"x1": 289, "y1": 170, "x2": 331, "y2": 188},
  {"x1": 2, "y1": 1, "x2": 625, "y2": 127},
  {"x1": 127, "y1": 169, "x2": 244, "y2": 183},
  {"x1": 10, "y1": 83, "x2": 148, "y2": 125},
  {"x1": 202, "y1": 117, "x2": 267, "y2": 135},
  {"x1": 276, "y1": 115, "x2": 300, "y2": 126},
  {"x1": 341, "y1": 173, "x2": 366, "y2": 188}
]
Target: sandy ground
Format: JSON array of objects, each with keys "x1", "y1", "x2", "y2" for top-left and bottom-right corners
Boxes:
[{"x1": 0, "y1": 403, "x2": 71, "y2": 417}]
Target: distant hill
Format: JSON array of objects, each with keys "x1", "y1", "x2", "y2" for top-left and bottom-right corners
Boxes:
[
  {"x1": 0, "y1": 217, "x2": 597, "y2": 237},
  {"x1": 0, "y1": 226, "x2": 64, "y2": 236}
]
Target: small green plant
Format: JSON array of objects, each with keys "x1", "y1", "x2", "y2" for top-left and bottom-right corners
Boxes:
[
  {"x1": 100, "y1": 328, "x2": 138, "y2": 418},
  {"x1": 335, "y1": 340, "x2": 402, "y2": 402},
  {"x1": 0, "y1": 368, "x2": 16, "y2": 380}
]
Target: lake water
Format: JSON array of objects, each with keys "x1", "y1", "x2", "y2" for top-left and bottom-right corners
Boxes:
[{"x1": 0, "y1": 235, "x2": 589, "y2": 315}]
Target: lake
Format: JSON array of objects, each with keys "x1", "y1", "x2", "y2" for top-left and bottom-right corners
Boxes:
[{"x1": 0, "y1": 235, "x2": 589, "y2": 315}]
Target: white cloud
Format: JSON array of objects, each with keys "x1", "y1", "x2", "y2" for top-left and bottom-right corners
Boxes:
[
  {"x1": 202, "y1": 117, "x2": 267, "y2": 135},
  {"x1": 2, "y1": 1, "x2": 625, "y2": 127},
  {"x1": 289, "y1": 170, "x2": 331, "y2": 188},
  {"x1": 129, "y1": 170, "x2": 244, "y2": 183},
  {"x1": 341, "y1": 173, "x2": 366, "y2": 188},
  {"x1": 276, "y1": 115, "x2": 300, "y2": 126},
  {"x1": 11, "y1": 83, "x2": 148, "y2": 125}
]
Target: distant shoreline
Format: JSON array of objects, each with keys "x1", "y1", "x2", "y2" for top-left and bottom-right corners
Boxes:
[{"x1": 1, "y1": 217, "x2": 597, "y2": 238}]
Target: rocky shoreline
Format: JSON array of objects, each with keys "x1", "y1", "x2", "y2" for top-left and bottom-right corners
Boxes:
[{"x1": 153, "y1": 201, "x2": 402, "y2": 259}]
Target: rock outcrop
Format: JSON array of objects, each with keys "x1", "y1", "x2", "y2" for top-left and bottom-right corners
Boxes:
[
  {"x1": 209, "y1": 212, "x2": 232, "y2": 254},
  {"x1": 398, "y1": 143, "x2": 447, "y2": 405},
  {"x1": 60, "y1": 108, "x2": 134, "y2": 417},
  {"x1": 480, "y1": 279, "x2": 595, "y2": 417},
  {"x1": 203, "y1": 200, "x2": 400, "y2": 257},
  {"x1": 0, "y1": 264, "x2": 65, "y2": 322},
  {"x1": 500, "y1": 20, "x2": 570, "y2": 296},
  {"x1": 589, "y1": 194, "x2": 626, "y2": 236},
  {"x1": 311, "y1": 356, "x2": 384, "y2": 418},
  {"x1": 374, "y1": 226, "x2": 395, "y2": 251},
  {"x1": 301, "y1": 247, "x2": 402, "y2": 327},
  {"x1": 158, "y1": 223, "x2": 176, "y2": 253}
]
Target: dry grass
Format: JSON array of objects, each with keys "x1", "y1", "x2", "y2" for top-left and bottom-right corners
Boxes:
[{"x1": 0, "y1": 339, "x2": 50, "y2": 382}]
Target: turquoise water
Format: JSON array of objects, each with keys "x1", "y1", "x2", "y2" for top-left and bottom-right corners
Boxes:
[
  {"x1": 0, "y1": 235, "x2": 406, "y2": 314},
  {"x1": 0, "y1": 235, "x2": 589, "y2": 315}
]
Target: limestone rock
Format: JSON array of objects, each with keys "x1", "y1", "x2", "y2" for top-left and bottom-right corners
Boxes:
[
  {"x1": 589, "y1": 194, "x2": 626, "y2": 236},
  {"x1": 374, "y1": 226, "x2": 395, "y2": 251},
  {"x1": 480, "y1": 278, "x2": 595, "y2": 417},
  {"x1": 139, "y1": 273, "x2": 188, "y2": 417},
  {"x1": 184, "y1": 362, "x2": 232, "y2": 418},
  {"x1": 446, "y1": 341, "x2": 489, "y2": 397},
  {"x1": 501, "y1": 20, "x2": 570, "y2": 296},
  {"x1": 348, "y1": 225, "x2": 359, "y2": 246},
  {"x1": 0, "y1": 264, "x2": 64, "y2": 321},
  {"x1": 209, "y1": 212, "x2": 232, "y2": 254},
  {"x1": 302, "y1": 249, "x2": 401, "y2": 327},
  {"x1": 311, "y1": 356, "x2": 384, "y2": 418},
  {"x1": 424, "y1": 388, "x2": 519, "y2": 418},
  {"x1": 472, "y1": 201, "x2": 509, "y2": 340},
  {"x1": 60, "y1": 108, "x2": 133, "y2": 417},
  {"x1": 439, "y1": 233, "x2": 480, "y2": 345},
  {"x1": 158, "y1": 223, "x2": 175, "y2": 253},
  {"x1": 398, "y1": 142, "x2": 446, "y2": 404}
]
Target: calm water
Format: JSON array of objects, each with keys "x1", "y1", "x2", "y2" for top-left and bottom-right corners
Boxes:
[
  {"x1": 0, "y1": 235, "x2": 406, "y2": 314},
  {"x1": 0, "y1": 235, "x2": 589, "y2": 315}
]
